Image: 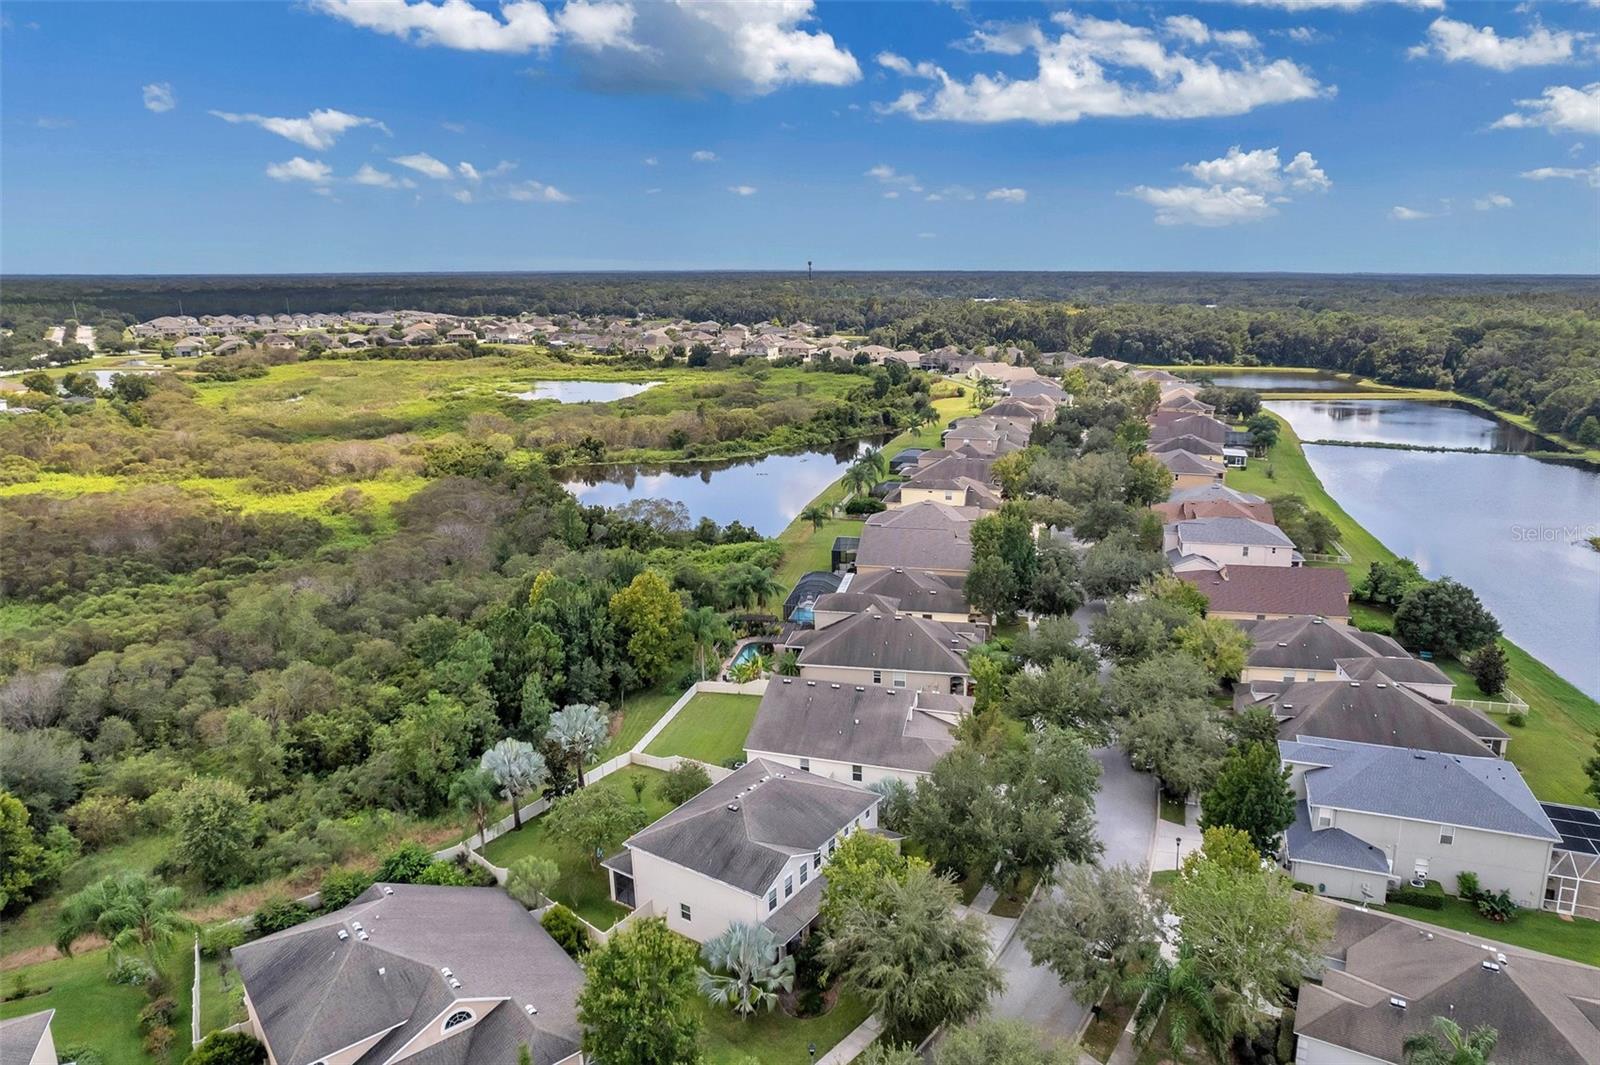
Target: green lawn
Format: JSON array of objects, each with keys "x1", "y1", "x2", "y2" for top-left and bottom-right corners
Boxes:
[
  {"x1": 695, "y1": 991, "x2": 872, "y2": 1065},
  {"x1": 644, "y1": 693, "x2": 762, "y2": 767},
  {"x1": 0, "y1": 945, "x2": 193, "y2": 1065},
  {"x1": 595, "y1": 685, "x2": 684, "y2": 763},
  {"x1": 1, "y1": 834, "x2": 173, "y2": 958},
  {"x1": 1159, "y1": 795, "x2": 1188, "y2": 826},
  {"x1": 1381, "y1": 894, "x2": 1600, "y2": 966},
  {"x1": 1229, "y1": 414, "x2": 1600, "y2": 805},
  {"x1": 480, "y1": 766, "x2": 676, "y2": 930},
  {"x1": 197, "y1": 949, "x2": 247, "y2": 1036}
]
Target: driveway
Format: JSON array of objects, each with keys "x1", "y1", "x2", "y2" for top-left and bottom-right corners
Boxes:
[{"x1": 982, "y1": 747, "x2": 1157, "y2": 1046}]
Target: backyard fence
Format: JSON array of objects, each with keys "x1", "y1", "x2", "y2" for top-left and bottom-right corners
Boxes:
[{"x1": 1450, "y1": 687, "x2": 1530, "y2": 717}]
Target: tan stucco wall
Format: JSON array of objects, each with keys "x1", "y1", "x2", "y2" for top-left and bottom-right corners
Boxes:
[
  {"x1": 797, "y1": 663, "x2": 965, "y2": 695},
  {"x1": 746, "y1": 749, "x2": 928, "y2": 788}
]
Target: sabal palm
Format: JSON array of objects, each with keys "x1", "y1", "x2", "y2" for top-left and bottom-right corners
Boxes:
[
  {"x1": 1126, "y1": 949, "x2": 1224, "y2": 1062},
  {"x1": 481, "y1": 738, "x2": 548, "y2": 829},
  {"x1": 546, "y1": 703, "x2": 609, "y2": 787},
  {"x1": 57, "y1": 872, "x2": 191, "y2": 965},
  {"x1": 450, "y1": 767, "x2": 501, "y2": 846},
  {"x1": 1403, "y1": 1017, "x2": 1499, "y2": 1065},
  {"x1": 696, "y1": 922, "x2": 795, "y2": 1017},
  {"x1": 859, "y1": 446, "x2": 889, "y2": 479},
  {"x1": 799, "y1": 503, "x2": 833, "y2": 532},
  {"x1": 842, "y1": 462, "x2": 875, "y2": 499},
  {"x1": 684, "y1": 606, "x2": 733, "y2": 681}
]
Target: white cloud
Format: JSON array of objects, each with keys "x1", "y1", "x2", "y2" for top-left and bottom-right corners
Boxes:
[
  {"x1": 986, "y1": 187, "x2": 1027, "y2": 203},
  {"x1": 1163, "y1": 15, "x2": 1257, "y2": 49},
  {"x1": 459, "y1": 161, "x2": 482, "y2": 182},
  {"x1": 877, "y1": 12, "x2": 1326, "y2": 124},
  {"x1": 391, "y1": 152, "x2": 454, "y2": 179},
  {"x1": 35, "y1": 116, "x2": 74, "y2": 129},
  {"x1": 506, "y1": 179, "x2": 572, "y2": 201},
  {"x1": 210, "y1": 107, "x2": 387, "y2": 149},
  {"x1": 728, "y1": 184, "x2": 757, "y2": 196},
  {"x1": 883, "y1": 190, "x2": 900, "y2": 199},
  {"x1": 924, "y1": 185, "x2": 976, "y2": 202},
  {"x1": 1286, "y1": 27, "x2": 1318, "y2": 44},
  {"x1": 352, "y1": 163, "x2": 415, "y2": 188},
  {"x1": 442, "y1": 120, "x2": 467, "y2": 133},
  {"x1": 1231, "y1": 0, "x2": 1442, "y2": 9},
  {"x1": 692, "y1": 149, "x2": 718, "y2": 162},
  {"x1": 1129, "y1": 145, "x2": 1329, "y2": 225},
  {"x1": 315, "y1": 0, "x2": 858, "y2": 95},
  {"x1": 1408, "y1": 17, "x2": 1587, "y2": 71},
  {"x1": 1521, "y1": 163, "x2": 1600, "y2": 187},
  {"x1": 452, "y1": 188, "x2": 475, "y2": 203},
  {"x1": 1474, "y1": 193, "x2": 1514, "y2": 210},
  {"x1": 643, "y1": 155, "x2": 658, "y2": 166},
  {"x1": 1389, "y1": 205, "x2": 1436, "y2": 220},
  {"x1": 265, "y1": 157, "x2": 333, "y2": 184},
  {"x1": 917, "y1": 231, "x2": 937, "y2": 239},
  {"x1": 865, "y1": 164, "x2": 923, "y2": 192},
  {"x1": 1493, "y1": 83, "x2": 1600, "y2": 134},
  {"x1": 142, "y1": 82, "x2": 175, "y2": 113}
]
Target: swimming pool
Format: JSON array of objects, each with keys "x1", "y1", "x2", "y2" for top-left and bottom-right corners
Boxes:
[{"x1": 730, "y1": 645, "x2": 762, "y2": 668}]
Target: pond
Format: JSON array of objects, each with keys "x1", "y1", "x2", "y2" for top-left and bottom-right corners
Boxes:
[
  {"x1": 564, "y1": 438, "x2": 886, "y2": 537},
  {"x1": 511, "y1": 380, "x2": 661, "y2": 403},
  {"x1": 1267, "y1": 399, "x2": 1599, "y2": 697},
  {"x1": 1268, "y1": 398, "x2": 1547, "y2": 452},
  {"x1": 1169, "y1": 368, "x2": 1356, "y2": 392}
]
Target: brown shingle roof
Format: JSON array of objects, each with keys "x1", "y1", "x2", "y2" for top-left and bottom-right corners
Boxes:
[{"x1": 1179, "y1": 565, "x2": 1351, "y2": 618}]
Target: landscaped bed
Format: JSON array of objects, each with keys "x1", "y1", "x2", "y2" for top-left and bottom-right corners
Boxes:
[
  {"x1": 0, "y1": 945, "x2": 193, "y2": 1065},
  {"x1": 479, "y1": 766, "x2": 676, "y2": 930},
  {"x1": 644, "y1": 692, "x2": 762, "y2": 767}
]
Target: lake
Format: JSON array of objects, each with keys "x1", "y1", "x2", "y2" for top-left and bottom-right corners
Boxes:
[
  {"x1": 1171, "y1": 368, "x2": 1356, "y2": 391},
  {"x1": 1268, "y1": 398, "x2": 1546, "y2": 452},
  {"x1": 511, "y1": 380, "x2": 661, "y2": 403},
  {"x1": 1268, "y1": 399, "x2": 1600, "y2": 697},
  {"x1": 564, "y1": 438, "x2": 887, "y2": 536}
]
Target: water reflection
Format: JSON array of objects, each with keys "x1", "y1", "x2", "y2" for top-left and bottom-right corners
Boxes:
[
  {"x1": 1173, "y1": 369, "x2": 1355, "y2": 392},
  {"x1": 512, "y1": 380, "x2": 661, "y2": 403},
  {"x1": 1268, "y1": 399, "x2": 1546, "y2": 453}
]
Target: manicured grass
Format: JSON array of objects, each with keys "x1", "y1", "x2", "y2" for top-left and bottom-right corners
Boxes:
[
  {"x1": 1380, "y1": 895, "x2": 1600, "y2": 966},
  {"x1": 990, "y1": 870, "x2": 1039, "y2": 918},
  {"x1": 644, "y1": 693, "x2": 762, "y2": 767},
  {"x1": 1229, "y1": 414, "x2": 1600, "y2": 805},
  {"x1": 695, "y1": 990, "x2": 872, "y2": 1065},
  {"x1": 0, "y1": 945, "x2": 193, "y2": 1065},
  {"x1": 1159, "y1": 795, "x2": 1188, "y2": 826},
  {"x1": 595, "y1": 685, "x2": 683, "y2": 763},
  {"x1": 197, "y1": 950, "x2": 247, "y2": 1035},
  {"x1": 479, "y1": 766, "x2": 676, "y2": 930}
]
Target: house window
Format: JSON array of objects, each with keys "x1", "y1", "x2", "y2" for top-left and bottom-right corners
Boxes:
[
  {"x1": 943, "y1": 492, "x2": 953, "y2": 501},
  {"x1": 443, "y1": 1010, "x2": 474, "y2": 1033},
  {"x1": 680, "y1": 903, "x2": 692, "y2": 921},
  {"x1": 852, "y1": 764, "x2": 863, "y2": 782},
  {"x1": 872, "y1": 670, "x2": 882, "y2": 685},
  {"x1": 828, "y1": 838, "x2": 837, "y2": 856},
  {"x1": 1439, "y1": 826, "x2": 1455, "y2": 845},
  {"x1": 798, "y1": 757, "x2": 810, "y2": 773},
  {"x1": 813, "y1": 851, "x2": 821, "y2": 869},
  {"x1": 799, "y1": 863, "x2": 808, "y2": 885},
  {"x1": 1242, "y1": 546, "x2": 1250, "y2": 557},
  {"x1": 1316, "y1": 810, "x2": 1332, "y2": 829},
  {"x1": 892, "y1": 673, "x2": 907, "y2": 689},
  {"x1": 768, "y1": 890, "x2": 777, "y2": 911},
  {"x1": 784, "y1": 875, "x2": 794, "y2": 898},
  {"x1": 1282, "y1": 674, "x2": 1296, "y2": 683}
]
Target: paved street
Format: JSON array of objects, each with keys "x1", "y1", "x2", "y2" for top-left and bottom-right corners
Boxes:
[{"x1": 983, "y1": 747, "x2": 1158, "y2": 1046}]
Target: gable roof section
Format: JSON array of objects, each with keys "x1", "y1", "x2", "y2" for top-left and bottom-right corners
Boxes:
[
  {"x1": 0, "y1": 1012, "x2": 54, "y2": 1065},
  {"x1": 745, "y1": 680, "x2": 964, "y2": 774},
  {"x1": 1270, "y1": 677, "x2": 1493, "y2": 757},
  {"x1": 845, "y1": 567, "x2": 969, "y2": 616},
  {"x1": 1178, "y1": 566, "x2": 1351, "y2": 618},
  {"x1": 1243, "y1": 616, "x2": 1403, "y2": 669},
  {"x1": 624, "y1": 758, "x2": 877, "y2": 894},
  {"x1": 1153, "y1": 449, "x2": 1223, "y2": 476},
  {"x1": 1176, "y1": 516, "x2": 1296, "y2": 549},
  {"x1": 794, "y1": 610, "x2": 975, "y2": 675}
]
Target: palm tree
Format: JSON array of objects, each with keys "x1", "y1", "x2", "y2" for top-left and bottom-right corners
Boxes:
[
  {"x1": 1126, "y1": 948, "x2": 1225, "y2": 1063},
  {"x1": 684, "y1": 606, "x2": 733, "y2": 681},
  {"x1": 480, "y1": 738, "x2": 549, "y2": 830},
  {"x1": 841, "y1": 461, "x2": 876, "y2": 501},
  {"x1": 773, "y1": 649, "x2": 800, "y2": 677},
  {"x1": 1403, "y1": 1017, "x2": 1499, "y2": 1065},
  {"x1": 799, "y1": 502, "x2": 833, "y2": 532},
  {"x1": 449, "y1": 767, "x2": 500, "y2": 848},
  {"x1": 57, "y1": 872, "x2": 192, "y2": 966},
  {"x1": 859, "y1": 446, "x2": 889, "y2": 480},
  {"x1": 546, "y1": 703, "x2": 610, "y2": 787},
  {"x1": 696, "y1": 922, "x2": 795, "y2": 1018},
  {"x1": 730, "y1": 653, "x2": 766, "y2": 684}
]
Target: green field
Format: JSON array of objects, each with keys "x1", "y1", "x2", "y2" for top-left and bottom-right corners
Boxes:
[
  {"x1": 480, "y1": 766, "x2": 676, "y2": 930},
  {"x1": 1225, "y1": 414, "x2": 1599, "y2": 804},
  {"x1": 0, "y1": 945, "x2": 193, "y2": 1065},
  {"x1": 696, "y1": 990, "x2": 872, "y2": 1065},
  {"x1": 594, "y1": 686, "x2": 684, "y2": 764},
  {"x1": 644, "y1": 693, "x2": 763, "y2": 767}
]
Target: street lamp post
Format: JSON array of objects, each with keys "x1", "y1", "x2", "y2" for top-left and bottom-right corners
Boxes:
[{"x1": 1175, "y1": 836, "x2": 1182, "y2": 870}]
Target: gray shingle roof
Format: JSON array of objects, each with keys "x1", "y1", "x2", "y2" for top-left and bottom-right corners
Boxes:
[
  {"x1": 794, "y1": 610, "x2": 976, "y2": 676},
  {"x1": 231, "y1": 884, "x2": 583, "y2": 1065},
  {"x1": 1168, "y1": 483, "x2": 1266, "y2": 505},
  {"x1": 1176, "y1": 516, "x2": 1295, "y2": 548},
  {"x1": 1285, "y1": 801, "x2": 1391, "y2": 875},
  {"x1": 1335, "y1": 655, "x2": 1453, "y2": 689},
  {"x1": 623, "y1": 759, "x2": 878, "y2": 895},
  {"x1": 1281, "y1": 737, "x2": 1560, "y2": 841},
  {"x1": 1153, "y1": 450, "x2": 1223, "y2": 476},
  {"x1": 1180, "y1": 566, "x2": 1351, "y2": 619},
  {"x1": 844, "y1": 568, "x2": 968, "y2": 616},
  {"x1": 1244, "y1": 617, "x2": 1402, "y2": 670},
  {"x1": 1269, "y1": 677, "x2": 1494, "y2": 757},
  {"x1": 0, "y1": 1011, "x2": 53, "y2": 1065},
  {"x1": 857, "y1": 503, "x2": 977, "y2": 573},
  {"x1": 744, "y1": 680, "x2": 963, "y2": 774}
]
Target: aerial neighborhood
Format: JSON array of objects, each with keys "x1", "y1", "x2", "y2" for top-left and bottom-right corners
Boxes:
[{"x1": 2, "y1": 302, "x2": 1597, "y2": 1065}]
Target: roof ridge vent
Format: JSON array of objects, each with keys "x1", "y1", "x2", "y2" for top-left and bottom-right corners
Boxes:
[
  {"x1": 337, "y1": 929, "x2": 349, "y2": 941},
  {"x1": 1389, "y1": 997, "x2": 1407, "y2": 1010},
  {"x1": 727, "y1": 803, "x2": 740, "y2": 812},
  {"x1": 525, "y1": 1004, "x2": 539, "y2": 1016}
]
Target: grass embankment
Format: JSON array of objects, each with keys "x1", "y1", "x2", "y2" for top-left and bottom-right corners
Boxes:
[
  {"x1": 594, "y1": 685, "x2": 682, "y2": 763},
  {"x1": 644, "y1": 693, "x2": 762, "y2": 767},
  {"x1": 0, "y1": 946, "x2": 194, "y2": 1065},
  {"x1": 1227, "y1": 414, "x2": 1600, "y2": 805},
  {"x1": 480, "y1": 766, "x2": 674, "y2": 930},
  {"x1": 695, "y1": 991, "x2": 872, "y2": 1064}
]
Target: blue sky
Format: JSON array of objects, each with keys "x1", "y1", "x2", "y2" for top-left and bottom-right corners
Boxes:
[{"x1": 2, "y1": 0, "x2": 1597, "y2": 274}]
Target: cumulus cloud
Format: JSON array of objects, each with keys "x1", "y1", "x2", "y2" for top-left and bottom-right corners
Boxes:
[
  {"x1": 692, "y1": 150, "x2": 718, "y2": 162},
  {"x1": 210, "y1": 107, "x2": 387, "y2": 150},
  {"x1": 865, "y1": 164, "x2": 923, "y2": 193},
  {"x1": 1493, "y1": 82, "x2": 1600, "y2": 134},
  {"x1": 643, "y1": 155, "x2": 658, "y2": 166},
  {"x1": 313, "y1": 0, "x2": 859, "y2": 96},
  {"x1": 878, "y1": 11, "x2": 1327, "y2": 124},
  {"x1": 1231, "y1": 0, "x2": 1443, "y2": 9},
  {"x1": 506, "y1": 179, "x2": 572, "y2": 201},
  {"x1": 351, "y1": 163, "x2": 416, "y2": 188},
  {"x1": 1521, "y1": 163, "x2": 1600, "y2": 186},
  {"x1": 391, "y1": 152, "x2": 454, "y2": 179},
  {"x1": 266, "y1": 157, "x2": 333, "y2": 184},
  {"x1": 142, "y1": 82, "x2": 175, "y2": 113},
  {"x1": 1474, "y1": 193, "x2": 1514, "y2": 210},
  {"x1": 728, "y1": 184, "x2": 757, "y2": 196},
  {"x1": 1389, "y1": 205, "x2": 1437, "y2": 220},
  {"x1": 986, "y1": 187, "x2": 1027, "y2": 203},
  {"x1": 1408, "y1": 17, "x2": 1587, "y2": 71},
  {"x1": 1129, "y1": 145, "x2": 1330, "y2": 225},
  {"x1": 452, "y1": 188, "x2": 475, "y2": 204}
]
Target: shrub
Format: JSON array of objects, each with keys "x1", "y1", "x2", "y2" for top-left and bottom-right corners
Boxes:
[
  {"x1": 375, "y1": 842, "x2": 434, "y2": 884},
  {"x1": 137, "y1": 996, "x2": 176, "y2": 1033},
  {"x1": 109, "y1": 958, "x2": 157, "y2": 986},
  {"x1": 187, "y1": 1031, "x2": 268, "y2": 1065},
  {"x1": 1455, "y1": 871, "x2": 1481, "y2": 900},
  {"x1": 252, "y1": 896, "x2": 312, "y2": 936},
  {"x1": 200, "y1": 924, "x2": 246, "y2": 958},
  {"x1": 1507, "y1": 711, "x2": 1526, "y2": 728},
  {"x1": 1475, "y1": 889, "x2": 1518, "y2": 923},
  {"x1": 843, "y1": 495, "x2": 886, "y2": 515},
  {"x1": 142, "y1": 1025, "x2": 175, "y2": 1060},
  {"x1": 64, "y1": 794, "x2": 139, "y2": 850},
  {"x1": 1388, "y1": 887, "x2": 1444, "y2": 910},
  {"x1": 318, "y1": 868, "x2": 375, "y2": 911},
  {"x1": 415, "y1": 860, "x2": 472, "y2": 886},
  {"x1": 660, "y1": 762, "x2": 712, "y2": 805},
  {"x1": 541, "y1": 904, "x2": 590, "y2": 958},
  {"x1": 57, "y1": 1046, "x2": 105, "y2": 1065}
]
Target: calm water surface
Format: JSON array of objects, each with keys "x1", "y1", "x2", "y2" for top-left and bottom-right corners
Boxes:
[
  {"x1": 1269, "y1": 398, "x2": 1545, "y2": 452},
  {"x1": 564, "y1": 438, "x2": 885, "y2": 536},
  {"x1": 1268, "y1": 400, "x2": 1599, "y2": 697},
  {"x1": 1174, "y1": 369, "x2": 1355, "y2": 391},
  {"x1": 512, "y1": 380, "x2": 661, "y2": 403}
]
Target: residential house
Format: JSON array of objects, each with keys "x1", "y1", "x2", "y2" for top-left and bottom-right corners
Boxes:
[
  {"x1": 744, "y1": 678, "x2": 968, "y2": 785},
  {"x1": 1150, "y1": 412, "x2": 1228, "y2": 444},
  {"x1": 0, "y1": 1011, "x2": 57, "y2": 1065},
  {"x1": 787, "y1": 608, "x2": 977, "y2": 694},
  {"x1": 261, "y1": 333, "x2": 295, "y2": 351},
  {"x1": 1150, "y1": 434, "x2": 1225, "y2": 460},
  {"x1": 1150, "y1": 483, "x2": 1274, "y2": 524},
  {"x1": 231, "y1": 883, "x2": 585, "y2": 1065},
  {"x1": 1152, "y1": 448, "x2": 1225, "y2": 490},
  {"x1": 856, "y1": 502, "x2": 978, "y2": 577},
  {"x1": 1240, "y1": 672, "x2": 1506, "y2": 757},
  {"x1": 1295, "y1": 907, "x2": 1600, "y2": 1065},
  {"x1": 172, "y1": 336, "x2": 206, "y2": 357},
  {"x1": 604, "y1": 759, "x2": 881, "y2": 949},
  {"x1": 1280, "y1": 736, "x2": 1560, "y2": 906},
  {"x1": 1163, "y1": 516, "x2": 1300, "y2": 571},
  {"x1": 1178, "y1": 566, "x2": 1352, "y2": 623},
  {"x1": 893, "y1": 453, "x2": 1002, "y2": 511},
  {"x1": 823, "y1": 567, "x2": 972, "y2": 627},
  {"x1": 1237, "y1": 616, "x2": 1445, "y2": 687}
]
